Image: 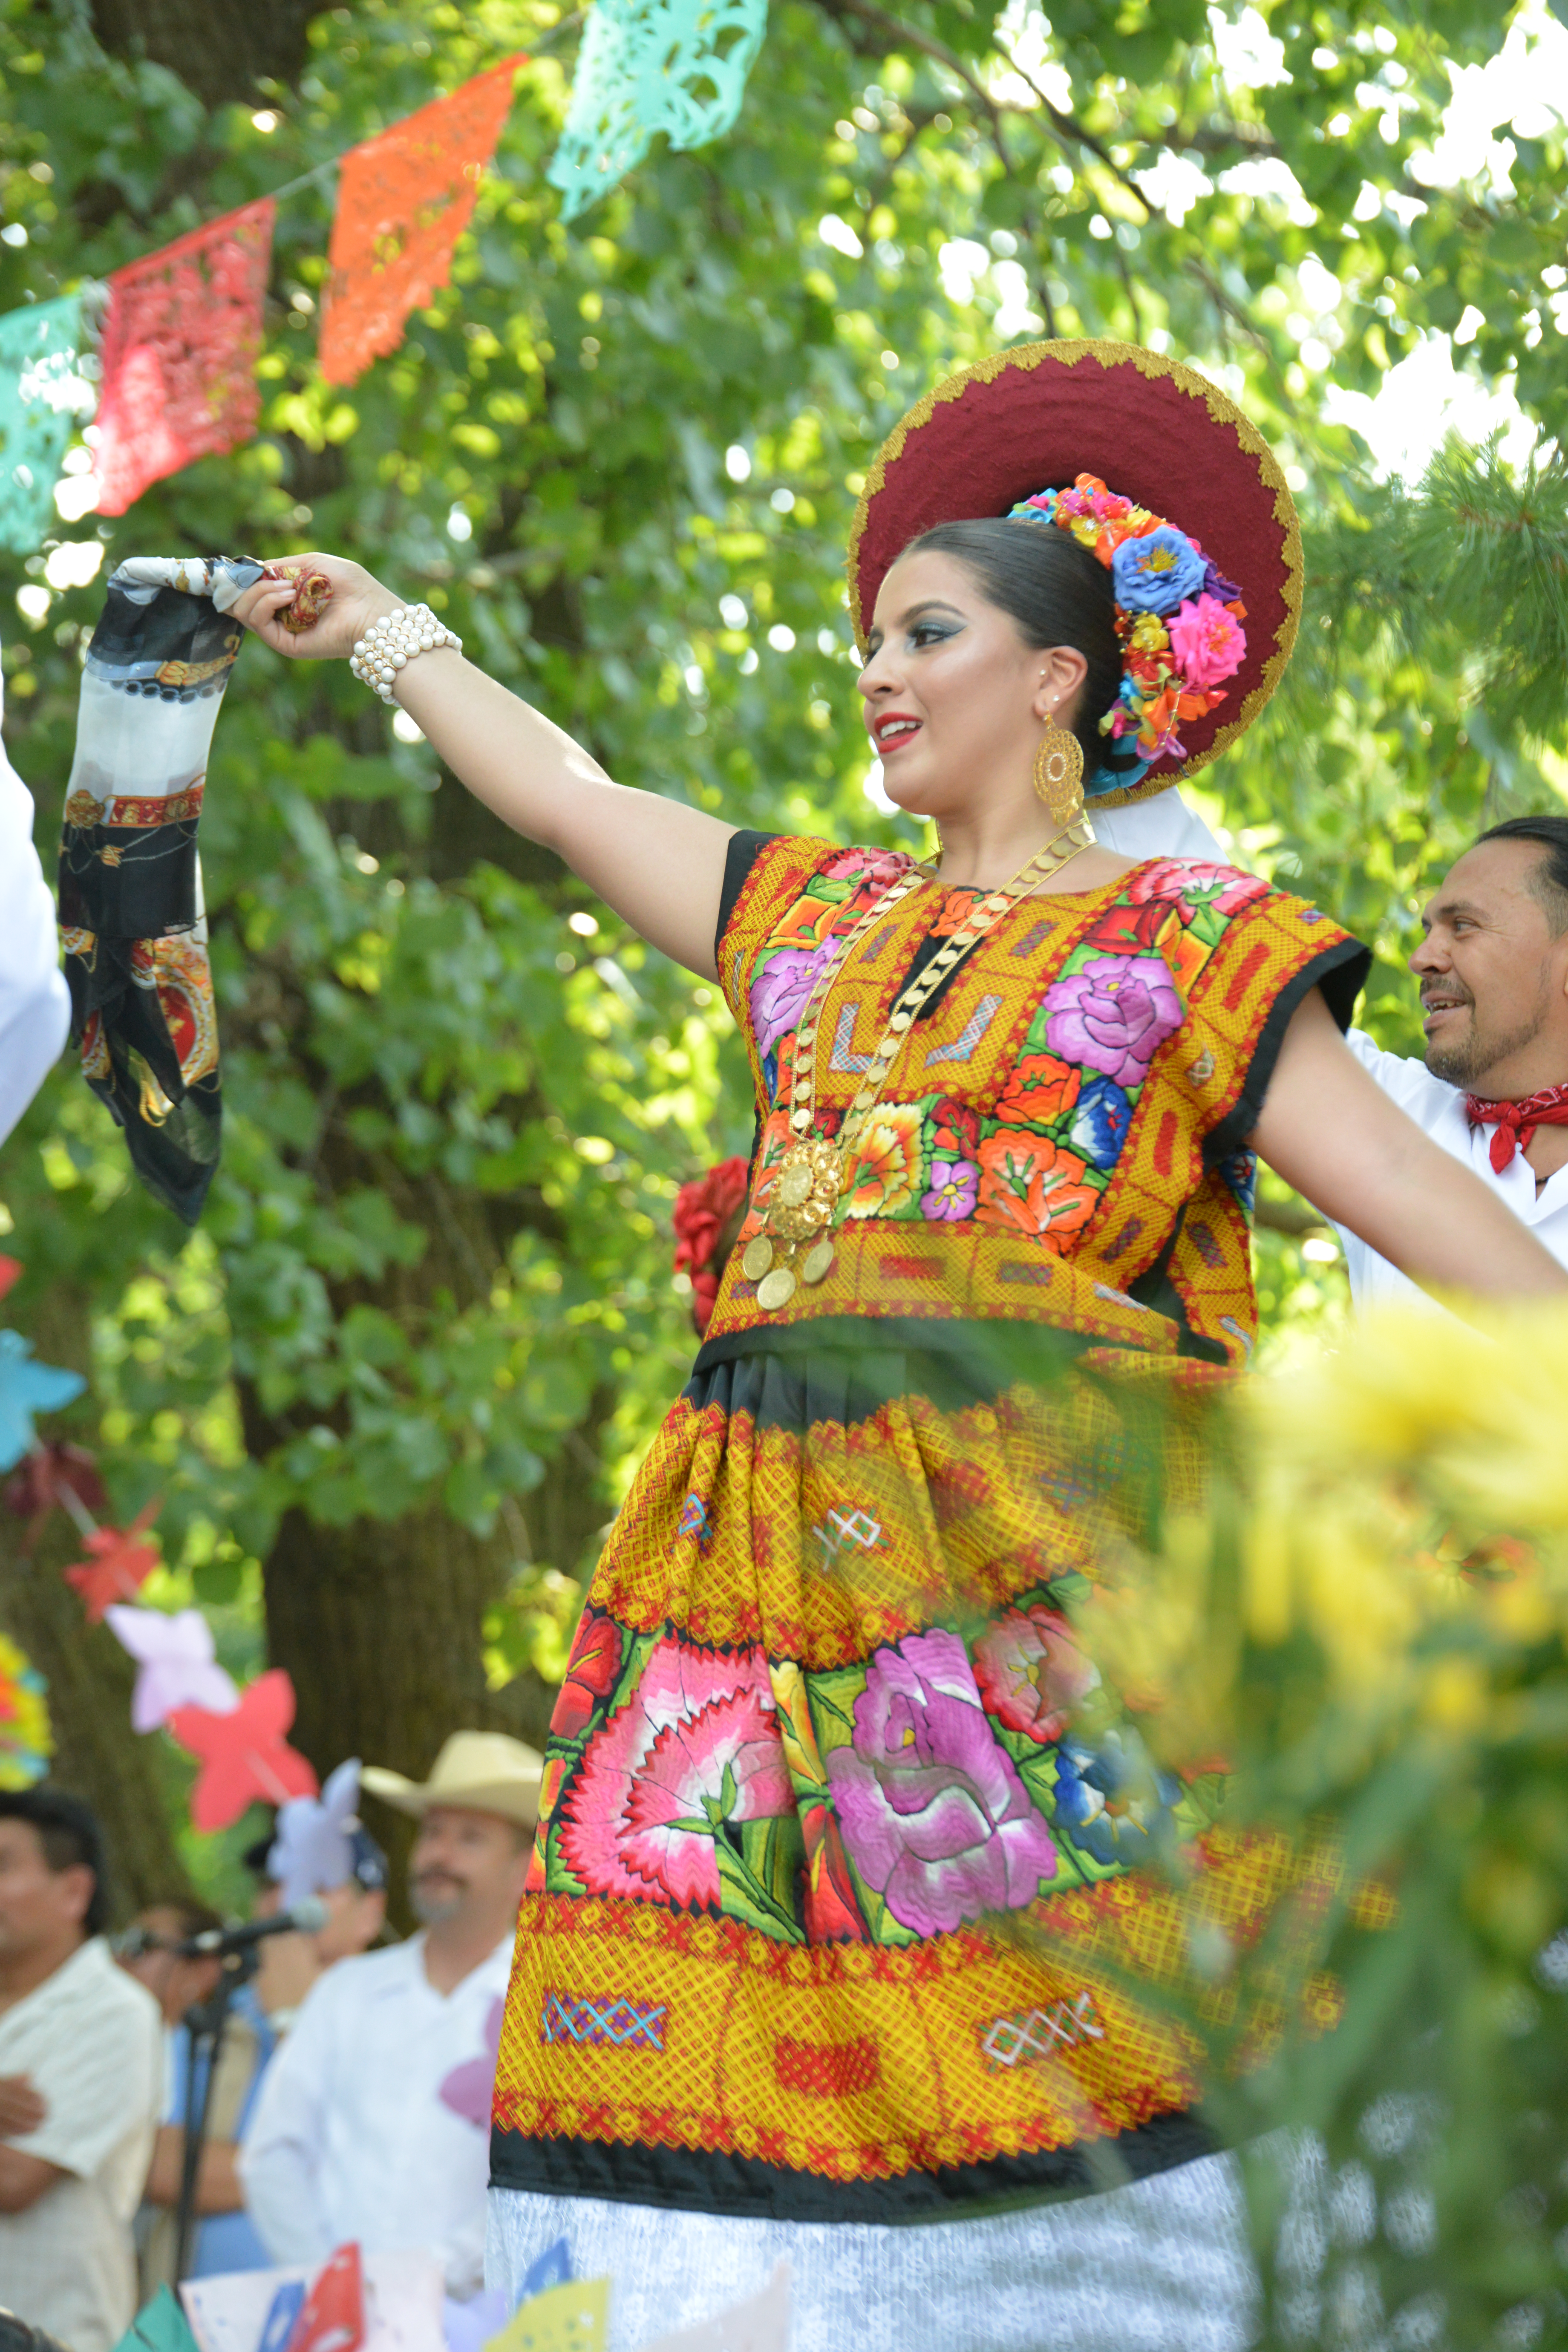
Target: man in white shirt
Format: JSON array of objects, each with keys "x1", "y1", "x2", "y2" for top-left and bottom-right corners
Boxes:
[
  {"x1": 239, "y1": 1732, "x2": 540, "y2": 2300},
  {"x1": 0, "y1": 1789, "x2": 163, "y2": 2352},
  {"x1": 0, "y1": 659, "x2": 71, "y2": 1150},
  {"x1": 1336, "y1": 816, "x2": 1568, "y2": 1306}
]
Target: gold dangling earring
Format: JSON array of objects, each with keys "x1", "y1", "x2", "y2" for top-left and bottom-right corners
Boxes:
[{"x1": 1032, "y1": 705, "x2": 1086, "y2": 828}]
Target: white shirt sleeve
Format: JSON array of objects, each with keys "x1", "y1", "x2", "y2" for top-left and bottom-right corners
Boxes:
[
  {"x1": 10, "y1": 1974, "x2": 161, "y2": 2185},
  {"x1": 237, "y1": 1974, "x2": 338, "y2": 2268},
  {"x1": 1090, "y1": 785, "x2": 1226, "y2": 864},
  {"x1": 0, "y1": 709, "x2": 70, "y2": 1149}
]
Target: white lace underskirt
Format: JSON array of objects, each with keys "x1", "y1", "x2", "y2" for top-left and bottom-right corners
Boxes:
[{"x1": 486, "y1": 2152, "x2": 1257, "y2": 2352}]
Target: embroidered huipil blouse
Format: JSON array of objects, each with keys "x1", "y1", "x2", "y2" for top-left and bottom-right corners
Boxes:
[{"x1": 490, "y1": 833, "x2": 1368, "y2": 2227}]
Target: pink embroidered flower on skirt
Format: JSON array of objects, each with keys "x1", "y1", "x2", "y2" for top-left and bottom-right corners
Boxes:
[
  {"x1": 973, "y1": 1605, "x2": 1099, "y2": 1745},
  {"x1": 827, "y1": 1627, "x2": 1058, "y2": 1936},
  {"x1": 1126, "y1": 859, "x2": 1270, "y2": 922},
  {"x1": 1042, "y1": 954, "x2": 1184, "y2": 1090},
  {"x1": 559, "y1": 1638, "x2": 793, "y2": 1909}
]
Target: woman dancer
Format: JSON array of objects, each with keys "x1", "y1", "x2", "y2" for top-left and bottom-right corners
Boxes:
[{"x1": 238, "y1": 343, "x2": 1564, "y2": 2351}]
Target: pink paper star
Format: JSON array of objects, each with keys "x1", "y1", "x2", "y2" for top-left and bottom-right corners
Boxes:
[
  {"x1": 104, "y1": 1606, "x2": 239, "y2": 1732},
  {"x1": 169, "y1": 1669, "x2": 318, "y2": 1832},
  {"x1": 63, "y1": 1500, "x2": 161, "y2": 1622}
]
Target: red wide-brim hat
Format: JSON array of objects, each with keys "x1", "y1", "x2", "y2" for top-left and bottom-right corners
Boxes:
[{"x1": 847, "y1": 339, "x2": 1303, "y2": 808}]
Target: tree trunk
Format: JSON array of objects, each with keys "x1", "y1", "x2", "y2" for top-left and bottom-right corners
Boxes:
[
  {"x1": 0, "y1": 1520, "x2": 192, "y2": 1924},
  {"x1": 87, "y1": 0, "x2": 334, "y2": 109},
  {"x1": 256, "y1": 1486, "x2": 570, "y2": 1928},
  {"x1": 0, "y1": 1279, "x2": 193, "y2": 1921}
]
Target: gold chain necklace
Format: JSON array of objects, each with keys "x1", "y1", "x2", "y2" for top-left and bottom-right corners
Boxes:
[{"x1": 742, "y1": 815, "x2": 1098, "y2": 1311}]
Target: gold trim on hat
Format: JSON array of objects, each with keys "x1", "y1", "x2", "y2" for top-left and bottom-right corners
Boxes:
[{"x1": 845, "y1": 338, "x2": 1303, "y2": 809}]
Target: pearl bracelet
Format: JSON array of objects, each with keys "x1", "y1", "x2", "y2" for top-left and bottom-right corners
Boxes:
[{"x1": 349, "y1": 604, "x2": 462, "y2": 703}]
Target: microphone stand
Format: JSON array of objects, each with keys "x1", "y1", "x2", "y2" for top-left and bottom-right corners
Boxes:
[{"x1": 173, "y1": 1942, "x2": 260, "y2": 2286}]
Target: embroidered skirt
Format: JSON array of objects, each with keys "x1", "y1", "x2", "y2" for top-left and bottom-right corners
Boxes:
[{"x1": 490, "y1": 1328, "x2": 1312, "y2": 2227}]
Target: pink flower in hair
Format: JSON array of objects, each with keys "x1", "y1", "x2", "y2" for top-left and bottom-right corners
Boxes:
[{"x1": 1167, "y1": 593, "x2": 1246, "y2": 691}]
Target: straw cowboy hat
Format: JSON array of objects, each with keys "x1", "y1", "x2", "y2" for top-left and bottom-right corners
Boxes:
[{"x1": 361, "y1": 1731, "x2": 544, "y2": 1830}]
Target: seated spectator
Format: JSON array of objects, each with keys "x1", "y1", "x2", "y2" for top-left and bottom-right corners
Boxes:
[
  {"x1": 243, "y1": 1822, "x2": 389, "y2": 2035},
  {"x1": 114, "y1": 1901, "x2": 266, "y2": 2290},
  {"x1": 240, "y1": 1732, "x2": 539, "y2": 2301},
  {"x1": 0, "y1": 1790, "x2": 161, "y2": 2352}
]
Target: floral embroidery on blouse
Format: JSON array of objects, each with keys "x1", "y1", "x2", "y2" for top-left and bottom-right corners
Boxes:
[{"x1": 741, "y1": 848, "x2": 1277, "y2": 1246}]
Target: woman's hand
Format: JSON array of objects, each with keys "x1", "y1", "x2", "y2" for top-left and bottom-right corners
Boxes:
[{"x1": 230, "y1": 554, "x2": 399, "y2": 662}]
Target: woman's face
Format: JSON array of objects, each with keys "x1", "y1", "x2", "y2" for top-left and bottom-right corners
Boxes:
[{"x1": 857, "y1": 550, "x2": 1087, "y2": 824}]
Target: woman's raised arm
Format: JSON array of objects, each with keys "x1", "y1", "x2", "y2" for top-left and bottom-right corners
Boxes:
[
  {"x1": 233, "y1": 557, "x2": 738, "y2": 982},
  {"x1": 1251, "y1": 989, "x2": 1568, "y2": 1298}
]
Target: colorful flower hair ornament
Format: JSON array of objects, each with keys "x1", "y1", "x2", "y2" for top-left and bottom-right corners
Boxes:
[{"x1": 1009, "y1": 473, "x2": 1248, "y2": 787}]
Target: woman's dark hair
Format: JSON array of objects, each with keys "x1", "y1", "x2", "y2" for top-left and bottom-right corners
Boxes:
[
  {"x1": 900, "y1": 517, "x2": 1127, "y2": 778},
  {"x1": 0, "y1": 1787, "x2": 110, "y2": 1936},
  {"x1": 1474, "y1": 814, "x2": 1568, "y2": 933}
]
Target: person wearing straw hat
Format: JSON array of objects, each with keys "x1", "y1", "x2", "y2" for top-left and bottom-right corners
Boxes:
[
  {"x1": 234, "y1": 345, "x2": 1566, "y2": 2349},
  {"x1": 239, "y1": 1732, "x2": 539, "y2": 2300}
]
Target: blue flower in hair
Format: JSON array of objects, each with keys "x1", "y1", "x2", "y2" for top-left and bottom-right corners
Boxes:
[{"x1": 1110, "y1": 526, "x2": 1206, "y2": 617}]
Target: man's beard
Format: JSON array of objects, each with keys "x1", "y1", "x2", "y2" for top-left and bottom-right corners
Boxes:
[
  {"x1": 1425, "y1": 985, "x2": 1549, "y2": 1090},
  {"x1": 411, "y1": 1876, "x2": 464, "y2": 1926}
]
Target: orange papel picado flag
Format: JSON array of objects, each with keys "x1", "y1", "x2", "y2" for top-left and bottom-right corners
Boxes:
[{"x1": 318, "y1": 56, "x2": 525, "y2": 388}]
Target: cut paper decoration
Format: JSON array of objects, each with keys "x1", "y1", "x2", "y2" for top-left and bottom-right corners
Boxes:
[
  {"x1": 268, "y1": 1755, "x2": 362, "y2": 1911},
  {"x1": 547, "y1": 0, "x2": 766, "y2": 222},
  {"x1": 0, "y1": 294, "x2": 90, "y2": 554},
  {"x1": 290, "y1": 2242, "x2": 365, "y2": 2352},
  {"x1": 519, "y1": 2241, "x2": 571, "y2": 2305},
  {"x1": 640, "y1": 2265, "x2": 791, "y2": 2352},
  {"x1": 319, "y1": 58, "x2": 523, "y2": 387},
  {"x1": 259, "y1": 2282, "x2": 305, "y2": 2352},
  {"x1": 0, "y1": 1630, "x2": 52, "y2": 1789},
  {"x1": 169, "y1": 1667, "x2": 319, "y2": 1833},
  {"x1": 63, "y1": 1498, "x2": 162, "y2": 1623},
  {"x1": 180, "y1": 2252, "x2": 443, "y2": 2352},
  {"x1": 482, "y1": 2278, "x2": 608, "y2": 2352},
  {"x1": 437, "y1": 1993, "x2": 504, "y2": 2129},
  {"x1": 58, "y1": 555, "x2": 265, "y2": 1223},
  {"x1": 0, "y1": 1330, "x2": 85, "y2": 1474},
  {"x1": 114, "y1": 2283, "x2": 202, "y2": 2352},
  {"x1": 94, "y1": 200, "x2": 274, "y2": 517},
  {"x1": 4, "y1": 1438, "x2": 107, "y2": 1545},
  {"x1": 105, "y1": 1604, "x2": 239, "y2": 1731}
]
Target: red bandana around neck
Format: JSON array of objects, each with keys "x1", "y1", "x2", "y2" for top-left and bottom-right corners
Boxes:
[{"x1": 1465, "y1": 1084, "x2": 1568, "y2": 1172}]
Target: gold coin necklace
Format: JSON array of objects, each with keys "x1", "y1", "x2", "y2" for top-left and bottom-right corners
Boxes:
[{"x1": 743, "y1": 814, "x2": 1098, "y2": 1312}]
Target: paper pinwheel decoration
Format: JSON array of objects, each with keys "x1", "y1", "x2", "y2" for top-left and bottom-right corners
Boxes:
[
  {"x1": 0, "y1": 1632, "x2": 51, "y2": 1790},
  {"x1": 63, "y1": 1499, "x2": 161, "y2": 1622},
  {"x1": 104, "y1": 1606, "x2": 239, "y2": 1732},
  {"x1": 437, "y1": 1993, "x2": 504, "y2": 2130},
  {"x1": 267, "y1": 1756, "x2": 362, "y2": 1911},
  {"x1": 169, "y1": 1668, "x2": 318, "y2": 1833},
  {"x1": 0, "y1": 1331, "x2": 84, "y2": 1475}
]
